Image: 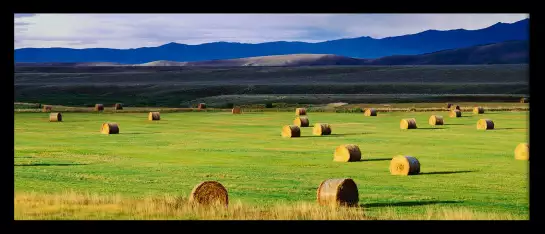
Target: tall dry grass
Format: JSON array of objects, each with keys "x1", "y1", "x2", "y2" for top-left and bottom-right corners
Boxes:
[{"x1": 14, "y1": 192, "x2": 526, "y2": 220}]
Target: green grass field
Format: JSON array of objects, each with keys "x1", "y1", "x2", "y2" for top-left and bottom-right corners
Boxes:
[{"x1": 14, "y1": 109, "x2": 529, "y2": 219}]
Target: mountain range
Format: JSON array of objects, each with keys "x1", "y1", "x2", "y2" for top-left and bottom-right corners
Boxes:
[
  {"x1": 14, "y1": 18, "x2": 529, "y2": 64},
  {"x1": 15, "y1": 40, "x2": 528, "y2": 67}
]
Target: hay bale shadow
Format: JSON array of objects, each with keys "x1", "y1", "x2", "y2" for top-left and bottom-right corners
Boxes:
[
  {"x1": 415, "y1": 127, "x2": 445, "y2": 130},
  {"x1": 297, "y1": 132, "x2": 372, "y2": 138},
  {"x1": 330, "y1": 132, "x2": 373, "y2": 136},
  {"x1": 362, "y1": 200, "x2": 462, "y2": 208},
  {"x1": 493, "y1": 128, "x2": 526, "y2": 130},
  {"x1": 419, "y1": 170, "x2": 477, "y2": 175},
  {"x1": 15, "y1": 163, "x2": 88, "y2": 167},
  {"x1": 359, "y1": 158, "x2": 391, "y2": 162}
]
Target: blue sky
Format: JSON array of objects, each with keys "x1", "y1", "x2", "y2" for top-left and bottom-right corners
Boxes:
[{"x1": 14, "y1": 14, "x2": 528, "y2": 49}]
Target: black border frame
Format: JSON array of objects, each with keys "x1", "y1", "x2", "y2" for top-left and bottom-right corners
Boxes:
[{"x1": 9, "y1": 3, "x2": 540, "y2": 229}]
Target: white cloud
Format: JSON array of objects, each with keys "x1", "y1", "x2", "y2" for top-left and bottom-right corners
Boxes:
[{"x1": 14, "y1": 13, "x2": 529, "y2": 49}]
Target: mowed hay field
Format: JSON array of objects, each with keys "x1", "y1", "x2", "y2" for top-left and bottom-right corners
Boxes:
[{"x1": 14, "y1": 109, "x2": 529, "y2": 220}]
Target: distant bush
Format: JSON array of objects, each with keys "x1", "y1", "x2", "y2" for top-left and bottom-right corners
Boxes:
[
  {"x1": 226, "y1": 103, "x2": 235, "y2": 108},
  {"x1": 265, "y1": 103, "x2": 273, "y2": 108},
  {"x1": 272, "y1": 103, "x2": 289, "y2": 108},
  {"x1": 335, "y1": 108, "x2": 364, "y2": 113},
  {"x1": 13, "y1": 102, "x2": 41, "y2": 109}
]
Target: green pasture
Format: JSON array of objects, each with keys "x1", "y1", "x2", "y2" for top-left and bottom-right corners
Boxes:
[{"x1": 14, "y1": 110, "x2": 529, "y2": 218}]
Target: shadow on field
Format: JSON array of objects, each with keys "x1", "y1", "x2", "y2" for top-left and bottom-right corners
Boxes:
[
  {"x1": 415, "y1": 127, "x2": 444, "y2": 130},
  {"x1": 493, "y1": 128, "x2": 526, "y2": 130},
  {"x1": 124, "y1": 132, "x2": 161, "y2": 135},
  {"x1": 14, "y1": 163, "x2": 88, "y2": 167},
  {"x1": 330, "y1": 132, "x2": 373, "y2": 136},
  {"x1": 296, "y1": 133, "x2": 372, "y2": 138},
  {"x1": 419, "y1": 170, "x2": 476, "y2": 175},
  {"x1": 362, "y1": 200, "x2": 462, "y2": 208},
  {"x1": 360, "y1": 158, "x2": 391, "y2": 162}
]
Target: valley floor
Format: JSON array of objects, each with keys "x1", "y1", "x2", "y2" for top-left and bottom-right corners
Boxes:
[{"x1": 15, "y1": 110, "x2": 529, "y2": 220}]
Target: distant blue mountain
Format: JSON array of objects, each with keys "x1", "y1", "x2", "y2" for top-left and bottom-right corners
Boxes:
[{"x1": 14, "y1": 18, "x2": 529, "y2": 64}]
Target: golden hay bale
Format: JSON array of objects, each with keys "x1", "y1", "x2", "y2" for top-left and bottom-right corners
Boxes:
[
  {"x1": 148, "y1": 112, "x2": 160, "y2": 121},
  {"x1": 400, "y1": 118, "x2": 417, "y2": 129},
  {"x1": 334, "y1": 144, "x2": 361, "y2": 162},
  {"x1": 450, "y1": 105, "x2": 460, "y2": 111},
  {"x1": 94, "y1": 104, "x2": 104, "y2": 111},
  {"x1": 476, "y1": 119, "x2": 494, "y2": 130},
  {"x1": 198, "y1": 103, "x2": 206, "y2": 109},
  {"x1": 449, "y1": 109, "x2": 462, "y2": 118},
  {"x1": 100, "y1": 123, "x2": 119, "y2": 134},
  {"x1": 231, "y1": 107, "x2": 242, "y2": 114},
  {"x1": 520, "y1": 97, "x2": 528, "y2": 103},
  {"x1": 428, "y1": 115, "x2": 444, "y2": 126},
  {"x1": 313, "y1": 123, "x2": 332, "y2": 136},
  {"x1": 295, "y1": 108, "x2": 307, "y2": 116},
  {"x1": 293, "y1": 116, "x2": 310, "y2": 127},
  {"x1": 49, "y1": 112, "x2": 62, "y2": 122},
  {"x1": 42, "y1": 105, "x2": 52, "y2": 112},
  {"x1": 114, "y1": 103, "x2": 123, "y2": 110},
  {"x1": 514, "y1": 143, "x2": 529, "y2": 161},
  {"x1": 316, "y1": 178, "x2": 359, "y2": 207},
  {"x1": 473, "y1": 107, "x2": 484, "y2": 114},
  {"x1": 281, "y1": 125, "x2": 301, "y2": 138},
  {"x1": 389, "y1": 155, "x2": 421, "y2": 176},
  {"x1": 189, "y1": 181, "x2": 229, "y2": 207},
  {"x1": 364, "y1": 108, "x2": 377, "y2": 116}
]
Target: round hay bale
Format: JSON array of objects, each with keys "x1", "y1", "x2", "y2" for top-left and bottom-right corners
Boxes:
[
  {"x1": 198, "y1": 103, "x2": 206, "y2": 109},
  {"x1": 231, "y1": 107, "x2": 242, "y2": 114},
  {"x1": 514, "y1": 143, "x2": 529, "y2": 161},
  {"x1": 100, "y1": 123, "x2": 119, "y2": 134},
  {"x1": 94, "y1": 104, "x2": 104, "y2": 111},
  {"x1": 281, "y1": 125, "x2": 301, "y2": 138},
  {"x1": 473, "y1": 107, "x2": 484, "y2": 114},
  {"x1": 477, "y1": 119, "x2": 494, "y2": 130},
  {"x1": 114, "y1": 103, "x2": 123, "y2": 110},
  {"x1": 400, "y1": 118, "x2": 417, "y2": 129},
  {"x1": 42, "y1": 105, "x2": 52, "y2": 112},
  {"x1": 295, "y1": 108, "x2": 307, "y2": 116},
  {"x1": 389, "y1": 155, "x2": 420, "y2": 176},
  {"x1": 450, "y1": 105, "x2": 460, "y2": 111},
  {"x1": 334, "y1": 144, "x2": 361, "y2": 162},
  {"x1": 313, "y1": 123, "x2": 332, "y2": 136},
  {"x1": 316, "y1": 178, "x2": 359, "y2": 207},
  {"x1": 520, "y1": 97, "x2": 528, "y2": 103},
  {"x1": 293, "y1": 116, "x2": 310, "y2": 127},
  {"x1": 148, "y1": 112, "x2": 160, "y2": 121},
  {"x1": 449, "y1": 110, "x2": 462, "y2": 118},
  {"x1": 364, "y1": 108, "x2": 377, "y2": 116},
  {"x1": 189, "y1": 181, "x2": 228, "y2": 207},
  {"x1": 428, "y1": 115, "x2": 444, "y2": 126},
  {"x1": 49, "y1": 112, "x2": 62, "y2": 122},
  {"x1": 446, "y1": 103, "x2": 453, "y2": 108}
]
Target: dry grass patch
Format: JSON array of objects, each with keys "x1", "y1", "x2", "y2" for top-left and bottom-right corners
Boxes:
[{"x1": 14, "y1": 192, "x2": 525, "y2": 220}]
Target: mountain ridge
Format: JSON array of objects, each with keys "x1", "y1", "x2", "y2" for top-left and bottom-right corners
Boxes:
[
  {"x1": 14, "y1": 18, "x2": 529, "y2": 63},
  {"x1": 15, "y1": 40, "x2": 528, "y2": 67}
]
